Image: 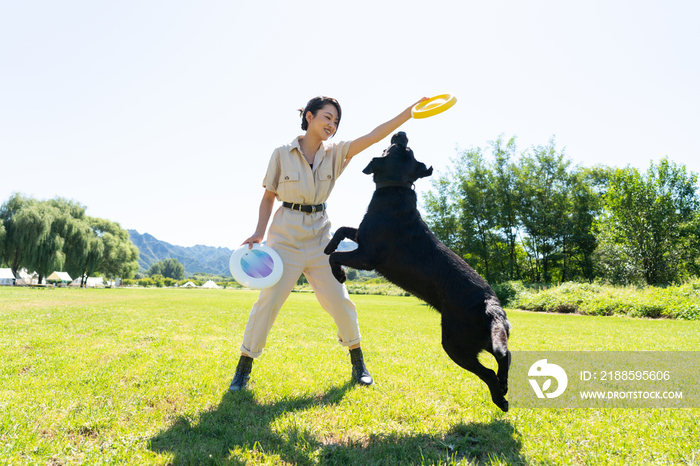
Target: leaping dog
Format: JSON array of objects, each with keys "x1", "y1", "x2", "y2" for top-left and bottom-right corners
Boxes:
[{"x1": 325, "y1": 132, "x2": 511, "y2": 412}]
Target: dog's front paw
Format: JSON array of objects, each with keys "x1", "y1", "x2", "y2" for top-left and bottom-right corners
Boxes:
[
  {"x1": 324, "y1": 243, "x2": 337, "y2": 255},
  {"x1": 331, "y1": 266, "x2": 347, "y2": 284}
]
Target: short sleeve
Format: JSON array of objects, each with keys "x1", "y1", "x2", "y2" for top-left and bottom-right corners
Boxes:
[
  {"x1": 262, "y1": 148, "x2": 281, "y2": 195},
  {"x1": 331, "y1": 140, "x2": 353, "y2": 178}
]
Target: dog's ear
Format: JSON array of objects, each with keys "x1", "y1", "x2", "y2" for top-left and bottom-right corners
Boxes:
[
  {"x1": 362, "y1": 160, "x2": 375, "y2": 175},
  {"x1": 391, "y1": 132, "x2": 408, "y2": 148}
]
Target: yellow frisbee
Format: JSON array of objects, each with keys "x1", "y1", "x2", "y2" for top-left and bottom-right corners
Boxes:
[{"x1": 411, "y1": 94, "x2": 457, "y2": 119}]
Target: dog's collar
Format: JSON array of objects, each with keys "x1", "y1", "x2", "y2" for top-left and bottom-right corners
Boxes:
[{"x1": 375, "y1": 181, "x2": 414, "y2": 190}]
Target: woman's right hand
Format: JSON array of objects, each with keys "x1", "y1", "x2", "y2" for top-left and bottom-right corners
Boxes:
[{"x1": 241, "y1": 232, "x2": 264, "y2": 249}]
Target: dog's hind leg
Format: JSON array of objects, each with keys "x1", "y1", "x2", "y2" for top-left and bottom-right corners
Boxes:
[
  {"x1": 324, "y1": 227, "x2": 358, "y2": 255},
  {"x1": 496, "y1": 349, "x2": 511, "y2": 396},
  {"x1": 443, "y1": 340, "x2": 509, "y2": 412},
  {"x1": 489, "y1": 321, "x2": 511, "y2": 396}
]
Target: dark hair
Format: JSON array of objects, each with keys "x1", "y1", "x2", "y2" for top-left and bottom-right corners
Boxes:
[{"x1": 299, "y1": 96, "x2": 342, "y2": 134}]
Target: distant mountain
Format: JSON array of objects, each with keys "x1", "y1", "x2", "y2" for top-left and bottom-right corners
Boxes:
[
  {"x1": 128, "y1": 230, "x2": 358, "y2": 277},
  {"x1": 128, "y1": 230, "x2": 234, "y2": 277}
]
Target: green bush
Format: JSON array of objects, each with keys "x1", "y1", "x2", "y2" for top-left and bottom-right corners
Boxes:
[
  {"x1": 491, "y1": 281, "x2": 527, "y2": 307},
  {"x1": 138, "y1": 278, "x2": 154, "y2": 287},
  {"x1": 344, "y1": 282, "x2": 411, "y2": 297},
  {"x1": 292, "y1": 279, "x2": 410, "y2": 297},
  {"x1": 510, "y1": 279, "x2": 700, "y2": 320}
]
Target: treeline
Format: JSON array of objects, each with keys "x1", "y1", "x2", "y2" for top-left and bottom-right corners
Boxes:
[
  {"x1": 122, "y1": 277, "x2": 240, "y2": 288},
  {"x1": 423, "y1": 136, "x2": 700, "y2": 286},
  {"x1": 0, "y1": 193, "x2": 139, "y2": 285},
  {"x1": 146, "y1": 258, "x2": 186, "y2": 281}
]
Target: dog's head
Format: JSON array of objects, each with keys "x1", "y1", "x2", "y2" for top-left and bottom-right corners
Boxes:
[{"x1": 362, "y1": 132, "x2": 433, "y2": 187}]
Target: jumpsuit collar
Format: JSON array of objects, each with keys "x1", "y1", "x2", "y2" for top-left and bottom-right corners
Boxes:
[{"x1": 292, "y1": 136, "x2": 327, "y2": 171}]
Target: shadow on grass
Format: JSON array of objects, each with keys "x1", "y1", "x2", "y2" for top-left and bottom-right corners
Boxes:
[{"x1": 149, "y1": 384, "x2": 524, "y2": 465}]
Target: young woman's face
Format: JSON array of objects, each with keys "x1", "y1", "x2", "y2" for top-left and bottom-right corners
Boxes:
[{"x1": 306, "y1": 104, "x2": 339, "y2": 140}]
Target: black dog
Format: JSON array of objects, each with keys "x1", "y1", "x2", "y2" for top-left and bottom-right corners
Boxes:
[{"x1": 324, "y1": 132, "x2": 511, "y2": 412}]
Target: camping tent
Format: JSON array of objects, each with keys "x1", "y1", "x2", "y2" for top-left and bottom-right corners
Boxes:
[
  {"x1": 86, "y1": 277, "x2": 104, "y2": 288},
  {"x1": 14, "y1": 269, "x2": 37, "y2": 285},
  {"x1": 181, "y1": 281, "x2": 197, "y2": 287},
  {"x1": 0, "y1": 268, "x2": 15, "y2": 286},
  {"x1": 70, "y1": 277, "x2": 105, "y2": 288},
  {"x1": 47, "y1": 271, "x2": 72, "y2": 284},
  {"x1": 201, "y1": 280, "x2": 220, "y2": 289}
]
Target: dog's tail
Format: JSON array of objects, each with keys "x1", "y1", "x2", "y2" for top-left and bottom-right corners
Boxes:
[
  {"x1": 487, "y1": 298, "x2": 511, "y2": 359},
  {"x1": 491, "y1": 320, "x2": 510, "y2": 360}
]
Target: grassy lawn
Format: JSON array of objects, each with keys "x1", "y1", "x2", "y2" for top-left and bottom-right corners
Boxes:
[{"x1": 1, "y1": 287, "x2": 699, "y2": 465}]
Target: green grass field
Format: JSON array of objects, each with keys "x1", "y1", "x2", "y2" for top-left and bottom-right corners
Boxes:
[{"x1": 1, "y1": 287, "x2": 699, "y2": 465}]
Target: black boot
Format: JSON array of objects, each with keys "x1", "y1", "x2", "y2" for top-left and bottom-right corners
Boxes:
[
  {"x1": 229, "y1": 355, "x2": 253, "y2": 392},
  {"x1": 350, "y1": 348, "x2": 373, "y2": 386}
]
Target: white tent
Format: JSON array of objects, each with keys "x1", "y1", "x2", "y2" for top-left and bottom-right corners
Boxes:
[
  {"x1": 86, "y1": 277, "x2": 104, "y2": 288},
  {"x1": 70, "y1": 277, "x2": 105, "y2": 288},
  {"x1": 0, "y1": 268, "x2": 15, "y2": 286},
  {"x1": 201, "y1": 280, "x2": 220, "y2": 289},
  {"x1": 181, "y1": 281, "x2": 197, "y2": 287},
  {"x1": 15, "y1": 269, "x2": 37, "y2": 285},
  {"x1": 47, "y1": 271, "x2": 72, "y2": 283}
]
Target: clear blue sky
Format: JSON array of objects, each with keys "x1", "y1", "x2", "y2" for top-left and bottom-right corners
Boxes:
[{"x1": 2, "y1": 1, "x2": 699, "y2": 249}]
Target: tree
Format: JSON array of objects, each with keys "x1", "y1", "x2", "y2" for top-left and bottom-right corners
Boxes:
[
  {"x1": 0, "y1": 220, "x2": 5, "y2": 263},
  {"x1": 83, "y1": 234, "x2": 105, "y2": 285},
  {"x1": 452, "y1": 147, "x2": 501, "y2": 281},
  {"x1": 558, "y1": 171, "x2": 597, "y2": 281},
  {"x1": 62, "y1": 218, "x2": 93, "y2": 283},
  {"x1": 24, "y1": 203, "x2": 65, "y2": 284},
  {"x1": 490, "y1": 136, "x2": 521, "y2": 280},
  {"x1": 0, "y1": 194, "x2": 140, "y2": 286},
  {"x1": 61, "y1": 215, "x2": 138, "y2": 287},
  {"x1": 89, "y1": 217, "x2": 140, "y2": 281},
  {"x1": 515, "y1": 139, "x2": 571, "y2": 282},
  {"x1": 148, "y1": 258, "x2": 185, "y2": 280},
  {"x1": 0, "y1": 194, "x2": 53, "y2": 277},
  {"x1": 596, "y1": 157, "x2": 700, "y2": 285},
  {"x1": 423, "y1": 174, "x2": 460, "y2": 252}
]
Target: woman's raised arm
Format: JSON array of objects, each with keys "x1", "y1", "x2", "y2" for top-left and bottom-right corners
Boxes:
[{"x1": 345, "y1": 98, "x2": 427, "y2": 162}]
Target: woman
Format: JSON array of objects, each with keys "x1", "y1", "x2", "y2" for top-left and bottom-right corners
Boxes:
[{"x1": 230, "y1": 96, "x2": 425, "y2": 391}]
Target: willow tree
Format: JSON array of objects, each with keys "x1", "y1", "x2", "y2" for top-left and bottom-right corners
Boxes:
[
  {"x1": 90, "y1": 217, "x2": 139, "y2": 281},
  {"x1": 0, "y1": 222, "x2": 5, "y2": 265},
  {"x1": 0, "y1": 194, "x2": 53, "y2": 277},
  {"x1": 67, "y1": 217, "x2": 138, "y2": 287},
  {"x1": 24, "y1": 204, "x2": 66, "y2": 283}
]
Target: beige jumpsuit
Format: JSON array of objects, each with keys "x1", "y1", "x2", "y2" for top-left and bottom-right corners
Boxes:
[{"x1": 240, "y1": 137, "x2": 361, "y2": 358}]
